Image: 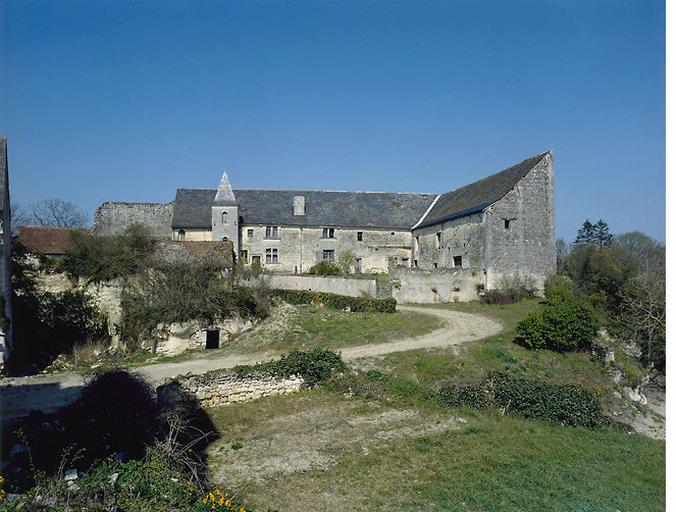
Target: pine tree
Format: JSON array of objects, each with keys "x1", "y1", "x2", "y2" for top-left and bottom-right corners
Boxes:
[
  {"x1": 574, "y1": 219, "x2": 596, "y2": 247},
  {"x1": 595, "y1": 219, "x2": 613, "y2": 247}
]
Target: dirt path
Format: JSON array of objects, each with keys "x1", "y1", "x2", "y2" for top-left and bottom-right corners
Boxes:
[{"x1": 0, "y1": 306, "x2": 501, "y2": 419}]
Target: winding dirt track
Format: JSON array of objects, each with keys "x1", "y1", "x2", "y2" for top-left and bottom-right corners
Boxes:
[{"x1": 0, "y1": 306, "x2": 502, "y2": 419}]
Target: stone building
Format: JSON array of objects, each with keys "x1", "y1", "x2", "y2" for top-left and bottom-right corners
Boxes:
[
  {"x1": 0, "y1": 138, "x2": 13, "y2": 368},
  {"x1": 94, "y1": 151, "x2": 556, "y2": 287}
]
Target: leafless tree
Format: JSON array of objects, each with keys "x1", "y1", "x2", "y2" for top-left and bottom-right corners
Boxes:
[{"x1": 31, "y1": 198, "x2": 88, "y2": 227}]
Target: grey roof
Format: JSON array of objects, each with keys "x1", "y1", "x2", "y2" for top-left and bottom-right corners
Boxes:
[
  {"x1": 0, "y1": 138, "x2": 7, "y2": 211},
  {"x1": 416, "y1": 152, "x2": 549, "y2": 228},
  {"x1": 171, "y1": 188, "x2": 437, "y2": 229}
]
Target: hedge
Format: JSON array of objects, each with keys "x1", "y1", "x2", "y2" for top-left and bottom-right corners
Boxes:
[
  {"x1": 233, "y1": 349, "x2": 345, "y2": 387},
  {"x1": 272, "y1": 289, "x2": 397, "y2": 313},
  {"x1": 437, "y1": 371, "x2": 605, "y2": 428}
]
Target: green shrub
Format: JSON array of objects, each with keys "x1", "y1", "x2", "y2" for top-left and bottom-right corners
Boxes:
[
  {"x1": 514, "y1": 295, "x2": 599, "y2": 352},
  {"x1": 437, "y1": 372, "x2": 605, "y2": 428},
  {"x1": 307, "y1": 261, "x2": 342, "y2": 276},
  {"x1": 61, "y1": 223, "x2": 155, "y2": 283},
  {"x1": 233, "y1": 349, "x2": 345, "y2": 387},
  {"x1": 481, "y1": 273, "x2": 538, "y2": 304},
  {"x1": 272, "y1": 289, "x2": 396, "y2": 313},
  {"x1": 544, "y1": 274, "x2": 575, "y2": 303}
]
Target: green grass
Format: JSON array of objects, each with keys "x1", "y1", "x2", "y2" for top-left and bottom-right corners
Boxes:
[
  {"x1": 226, "y1": 304, "x2": 443, "y2": 354},
  {"x1": 205, "y1": 390, "x2": 665, "y2": 512}
]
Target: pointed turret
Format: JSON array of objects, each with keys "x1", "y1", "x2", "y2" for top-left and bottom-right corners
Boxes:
[{"x1": 214, "y1": 170, "x2": 237, "y2": 205}]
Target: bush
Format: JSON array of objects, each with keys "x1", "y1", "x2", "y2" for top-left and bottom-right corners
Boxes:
[
  {"x1": 544, "y1": 274, "x2": 575, "y2": 303},
  {"x1": 437, "y1": 372, "x2": 605, "y2": 428},
  {"x1": 61, "y1": 223, "x2": 155, "y2": 283},
  {"x1": 307, "y1": 261, "x2": 342, "y2": 276},
  {"x1": 514, "y1": 295, "x2": 599, "y2": 352},
  {"x1": 272, "y1": 289, "x2": 396, "y2": 313},
  {"x1": 233, "y1": 349, "x2": 345, "y2": 387}
]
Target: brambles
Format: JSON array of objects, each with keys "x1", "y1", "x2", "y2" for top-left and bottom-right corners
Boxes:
[{"x1": 272, "y1": 289, "x2": 396, "y2": 313}]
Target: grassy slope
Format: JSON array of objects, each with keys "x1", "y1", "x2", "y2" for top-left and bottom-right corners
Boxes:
[{"x1": 204, "y1": 300, "x2": 664, "y2": 511}]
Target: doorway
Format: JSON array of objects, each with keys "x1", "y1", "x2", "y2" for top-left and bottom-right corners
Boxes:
[{"x1": 206, "y1": 329, "x2": 220, "y2": 349}]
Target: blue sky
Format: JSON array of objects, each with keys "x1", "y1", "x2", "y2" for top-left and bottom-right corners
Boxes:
[{"x1": 0, "y1": 0, "x2": 665, "y2": 242}]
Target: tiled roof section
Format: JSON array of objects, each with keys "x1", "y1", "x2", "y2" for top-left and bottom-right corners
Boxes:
[
  {"x1": 153, "y1": 240, "x2": 233, "y2": 267},
  {"x1": 417, "y1": 152, "x2": 549, "y2": 228},
  {"x1": 172, "y1": 188, "x2": 437, "y2": 230},
  {"x1": 19, "y1": 226, "x2": 91, "y2": 255}
]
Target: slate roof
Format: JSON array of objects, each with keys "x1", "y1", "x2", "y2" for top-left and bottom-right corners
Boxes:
[
  {"x1": 0, "y1": 138, "x2": 8, "y2": 211},
  {"x1": 19, "y1": 226, "x2": 91, "y2": 255},
  {"x1": 416, "y1": 152, "x2": 549, "y2": 229},
  {"x1": 171, "y1": 188, "x2": 437, "y2": 229}
]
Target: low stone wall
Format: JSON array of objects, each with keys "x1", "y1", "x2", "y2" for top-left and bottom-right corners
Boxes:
[
  {"x1": 157, "y1": 371, "x2": 305, "y2": 408},
  {"x1": 246, "y1": 273, "x2": 378, "y2": 298},
  {"x1": 389, "y1": 266, "x2": 485, "y2": 303}
]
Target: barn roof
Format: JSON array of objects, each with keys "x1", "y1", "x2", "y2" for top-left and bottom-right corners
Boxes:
[
  {"x1": 19, "y1": 226, "x2": 91, "y2": 255},
  {"x1": 415, "y1": 152, "x2": 550, "y2": 229},
  {"x1": 171, "y1": 188, "x2": 438, "y2": 230}
]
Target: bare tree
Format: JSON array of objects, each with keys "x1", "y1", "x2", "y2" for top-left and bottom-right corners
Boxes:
[
  {"x1": 31, "y1": 198, "x2": 88, "y2": 228},
  {"x1": 10, "y1": 202, "x2": 32, "y2": 234}
]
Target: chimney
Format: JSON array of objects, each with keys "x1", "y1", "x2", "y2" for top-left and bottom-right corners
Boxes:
[{"x1": 293, "y1": 196, "x2": 305, "y2": 216}]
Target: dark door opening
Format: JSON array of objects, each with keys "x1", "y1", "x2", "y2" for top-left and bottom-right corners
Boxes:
[{"x1": 206, "y1": 329, "x2": 220, "y2": 349}]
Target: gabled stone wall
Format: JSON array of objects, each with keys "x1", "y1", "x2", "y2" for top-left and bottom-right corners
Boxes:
[{"x1": 94, "y1": 202, "x2": 174, "y2": 238}]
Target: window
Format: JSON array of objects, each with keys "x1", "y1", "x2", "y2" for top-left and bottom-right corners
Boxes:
[
  {"x1": 265, "y1": 226, "x2": 279, "y2": 239},
  {"x1": 322, "y1": 249, "x2": 335, "y2": 262},
  {"x1": 435, "y1": 232, "x2": 441, "y2": 249},
  {"x1": 390, "y1": 232, "x2": 395, "y2": 236},
  {"x1": 265, "y1": 248, "x2": 279, "y2": 263},
  {"x1": 247, "y1": 228, "x2": 254, "y2": 238},
  {"x1": 401, "y1": 258, "x2": 409, "y2": 266},
  {"x1": 413, "y1": 259, "x2": 418, "y2": 268},
  {"x1": 322, "y1": 228, "x2": 335, "y2": 239},
  {"x1": 177, "y1": 229, "x2": 186, "y2": 241},
  {"x1": 414, "y1": 236, "x2": 420, "y2": 253},
  {"x1": 251, "y1": 255, "x2": 261, "y2": 265},
  {"x1": 433, "y1": 262, "x2": 438, "y2": 269},
  {"x1": 357, "y1": 231, "x2": 363, "y2": 241},
  {"x1": 453, "y1": 255, "x2": 463, "y2": 267},
  {"x1": 354, "y1": 258, "x2": 362, "y2": 273},
  {"x1": 504, "y1": 219, "x2": 511, "y2": 230},
  {"x1": 240, "y1": 250, "x2": 248, "y2": 263},
  {"x1": 221, "y1": 211, "x2": 228, "y2": 224}
]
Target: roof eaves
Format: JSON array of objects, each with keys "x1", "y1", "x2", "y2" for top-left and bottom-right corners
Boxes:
[{"x1": 416, "y1": 202, "x2": 492, "y2": 229}]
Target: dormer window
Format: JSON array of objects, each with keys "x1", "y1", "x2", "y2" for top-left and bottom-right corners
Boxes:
[
  {"x1": 322, "y1": 228, "x2": 335, "y2": 239},
  {"x1": 293, "y1": 196, "x2": 306, "y2": 216}
]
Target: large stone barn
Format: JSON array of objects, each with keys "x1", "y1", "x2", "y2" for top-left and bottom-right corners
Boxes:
[{"x1": 95, "y1": 151, "x2": 556, "y2": 290}]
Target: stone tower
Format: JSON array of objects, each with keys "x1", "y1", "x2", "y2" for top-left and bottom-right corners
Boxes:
[
  {"x1": 211, "y1": 170, "x2": 239, "y2": 257},
  {"x1": 0, "y1": 138, "x2": 12, "y2": 370}
]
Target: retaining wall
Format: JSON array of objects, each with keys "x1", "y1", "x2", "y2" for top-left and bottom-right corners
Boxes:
[
  {"x1": 389, "y1": 266, "x2": 484, "y2": 303},
  {"x1": 157, "y1": 371, "x2": 305, "y2": 408},
  {"x1": 246, "y1": 273, "x2": 379, "y2": 298}
]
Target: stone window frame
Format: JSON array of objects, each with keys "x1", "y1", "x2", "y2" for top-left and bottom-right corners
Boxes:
[
  {"x1": 357, "y1": 231, "x2": 363, "y2": 241},
  {"x1": 265, "y1": 226, "x2": 279, "y2": 239},
  {"x1": 265, "y1": 248, "x2": 279, "y2": 264},
  {"x1": 240, "y1": 249, "x2": 249, "y2": 263},
  {"x1": 247, "y1": 228, "x2": 254, "y2": 238},
  {"x1": 322, "y1": 227, "x2": 336, "y2": 239},
  {"x1": 177, "y1": 229, "x2": 186, "y2": 241},
  {"x1": 322, "y1": 249, "x2": 335, "y2": 262},
  {"x1": 221, "y1": 211, "x2": 228, "y2": 224},
  {"x1": 453, "y1": 255, "x2": 463, "y2": 268},
  {"x1": 435, "y1": 232, "x2": 441, "y2": 250}
]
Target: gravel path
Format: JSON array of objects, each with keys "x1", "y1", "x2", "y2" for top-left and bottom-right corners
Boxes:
[{"x1": 0, "y1": 306, "x2": 501, "y2": 419}]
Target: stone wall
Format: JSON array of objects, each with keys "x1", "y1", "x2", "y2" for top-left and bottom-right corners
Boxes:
[
  {"x1": 245, "y1": 273, "x2": 379, "y2": 298},
  {"x1": 389, "y1": 265, "x2": 484, "y2": 303},
  {"x1": 94, "y1": 202, "x2": 174, "y2": 238},
  {"x1": 157, "y1": 371, "x2": 305, "y2": 408},
  {"x1": 151, "y1": 316, "x2": 254, "y2": 356},
  {"x1": 239, "y1": 224, "x2": 412, "y2": 274},
  {"x1": 412, "y1": 212, "x2": 484, "y2": 270},
  {"x1": 484, "y1": 153, "x2": 556, "y2": 289}
]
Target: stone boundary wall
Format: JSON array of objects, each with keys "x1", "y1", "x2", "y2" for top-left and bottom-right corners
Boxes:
[
  {"x1": 389, "y1": 266, "x2": 485, "y2": 303},
  {"x1": 94, "y1": 202, "x2": 174, "y2": 238},
  {"x1": 157, "y1": 372, "x2": 305, "y2": 408},
  {"x1": 245, "y1": 273, "x2": 378, "y2": 298}
]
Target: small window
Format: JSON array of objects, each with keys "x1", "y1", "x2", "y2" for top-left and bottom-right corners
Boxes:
[
  {"x1": 251, "y1": 255, "x2": 261, "y2": 265},
  {"x1": 435, "y1": 232, "x2": 441, "y2": 249},
  {"x1": 390, "y1": 232, "x2": 395, "y2": 236},
  {"x1": 354, "y1": 258, "x2": 362, "y2": 273},
  {"x1": 177, "y1": 229, "x2": 186, "y2": 241},
  {"x1": 357, "y1": 231, "x2": 363, "y2": 241},
  {"x1": 265, "y1": 226, "x2": 279, "y2": 239},
  {"x1": 433, "y1": 262, "x2": 438, "y2": 269},
  {"x1": 401, "y1": 258, "x2": 409, "y2": 267},
  {"x1": 413, "y1": 260, "x2": 418, "y2": 267},
  {"x1": 240, "y1": 250, "x2": 248, "y2": 263},
  {"x1": 414, "y1": 236, "x2": 420, "y2": 253},
  {"x1": 247, "y1": 228, "x2": 254, "y2": 238},
  {"x1": 221, "y1": 211, "x2": 228, "y2": 224},
  {"x1": 504, "y1": 219, "x2": 511, "y2": 229},
  {"x1": 265, "y1": 248, "x2": 279, "y2": 263},
  {"x1": 453, "y1": 255, "x2": 463, "y2": 267},
  {"x1": 322, "y1": 228, "x2": 335, "y2": 239},
  {"x1": 206, "y1": 329, "x2": 219, "y2": 349},
  {"x1": 322, "y1": 249, "x2": 335, "y2": 262}
]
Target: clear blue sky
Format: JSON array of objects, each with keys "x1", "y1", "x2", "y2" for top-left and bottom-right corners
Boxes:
[{"x1": 0, "y1": 0, "x2": 665, "y2": 242}]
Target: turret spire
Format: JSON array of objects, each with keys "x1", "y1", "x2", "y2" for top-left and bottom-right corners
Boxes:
[{"x1": 214, "y1": 170, "x2": 237, "y2": 205}]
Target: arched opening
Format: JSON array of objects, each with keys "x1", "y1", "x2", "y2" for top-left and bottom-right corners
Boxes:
[
  {"x1": 177, "y1": 229, "x2": 186, "y2": 241},
  {"x1": 221, "y1": 211, "x2": 228, "y2": 224}
]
